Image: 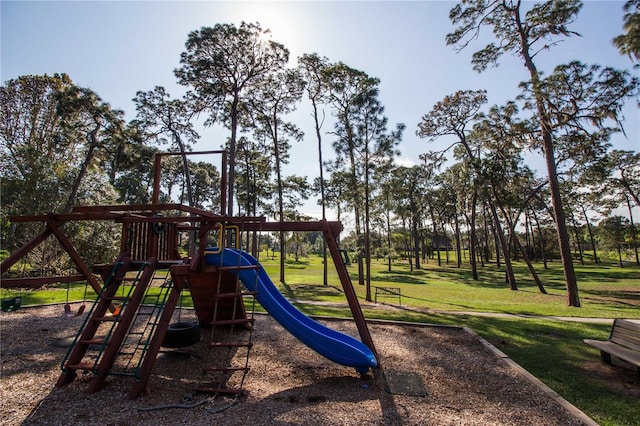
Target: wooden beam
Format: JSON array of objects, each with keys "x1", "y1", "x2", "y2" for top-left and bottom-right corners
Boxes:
[
  {"x1": 48, "y1": 219, "x2": 103, "y2": 298},
  {"x1": 0, "y1": 275, "x2": 86, "y2": 288},
  {"x1": 1, "y1": 227, "x2": 52, "y2": 275}
]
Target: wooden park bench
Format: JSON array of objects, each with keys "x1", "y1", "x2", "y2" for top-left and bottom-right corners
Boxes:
[
  {"x1": 583, "y1": 319, "x2": 640, "y2": 381},
  {"x1": 374, "y1": 286, "x2": 401, "y2": 306}
]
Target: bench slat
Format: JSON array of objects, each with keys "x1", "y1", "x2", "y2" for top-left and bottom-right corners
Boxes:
[
  {"x1": 611, "y1": 319, "x2": 640, "y2": 352},
  {"x1": 584, "y1": 319, "x2": 640, "y2": 371},
  {"x1": 611, "y1": 333, "x2": 640, "y2": 352},
  {"x1": 614, "y1": 319, "x2": 640, "y2": 333},
  {"x1": 583, "y1": 339, "x2": 640, "y2": 366}
]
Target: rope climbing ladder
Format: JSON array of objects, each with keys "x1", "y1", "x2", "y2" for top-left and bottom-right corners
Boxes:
[{"x1": 195, "y1": 224, "x2": 259, "y2": 396}]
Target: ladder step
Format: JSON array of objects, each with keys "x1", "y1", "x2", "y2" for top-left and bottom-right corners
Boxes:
[
  {"x1": 213, "y1": 291, "x2": 258, "y2": 299},
  {"x1": 217, "y1": 265, "x2": 260, "y2": 271},
  {"x1": 65, "y1": 362, "x2": 96, "y2": 371},
  {"x1": 209, "y1": 318, "x2": 255, "y2": 326},
  {"x1": 203, "y1": 366, "x2": 250, "y2": 373},
  {"x1": 91, "y1": 316, "x2": 120, "y2": 322},
  {"x1": 210, "y1": 342, "x2": 253, "y2": 348},
  {"x1": 101, "y1": 296, "x2": 128, "y2": 301}
]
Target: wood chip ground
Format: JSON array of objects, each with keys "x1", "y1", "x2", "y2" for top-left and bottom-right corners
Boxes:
[{"x1": 1, "y1": 305, "x2": 591, "y2": 425}]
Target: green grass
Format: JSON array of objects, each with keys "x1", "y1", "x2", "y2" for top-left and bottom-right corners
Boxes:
[
  {"x1": 261, "y1": 253, "x2": 639, "y2": 318},
  {"x1": 2, "y1": 252, "x2": 639, "y2": 425}
]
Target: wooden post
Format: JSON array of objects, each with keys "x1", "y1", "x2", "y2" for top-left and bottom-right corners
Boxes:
[{"x1": 322, "y1": 220, "x2": 378, "y2": 359}]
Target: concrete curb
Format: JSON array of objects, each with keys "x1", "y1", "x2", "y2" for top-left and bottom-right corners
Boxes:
[{"x1": 463, "y1": 326, "x2": 599, "y2": 426}]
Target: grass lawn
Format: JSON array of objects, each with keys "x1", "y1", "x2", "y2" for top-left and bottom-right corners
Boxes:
[{"x1": 2, "y1": 251, "x2": 639, "y2": 425}]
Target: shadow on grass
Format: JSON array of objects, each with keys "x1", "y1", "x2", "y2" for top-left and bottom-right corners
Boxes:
[
  {"x1": 278, "y1": 281, "x2": 296, "y2": 300},
  {"x1": 581, "y1": 288, "x2": 640, "y2": 308},
  {"x1": 574, "y1": 267, "x2": 640, "y2": 282},
  {"x1": 371, "y1": 275, "x2": 426, "y2": 285},
  {"x1": 285, "y1": 259, "x2": 311, "y2": 266}
]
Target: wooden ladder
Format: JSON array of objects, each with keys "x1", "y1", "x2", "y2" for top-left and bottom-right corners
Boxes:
[{"x1": 56, "y1": 257, "x2": 158, "y2": 393}]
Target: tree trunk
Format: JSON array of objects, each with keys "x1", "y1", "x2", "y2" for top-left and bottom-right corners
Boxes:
[
  {"x1": 228, "y1": 92, "x2": 240, "y2": 216},
  {"x1": 490, "y1": 210, "x2": 501, "y2": 268},
  {"x1": 412, "y1": 215, "x2": 421, "y2": 270},
  {"x1": 454, "y1": 212, "x2": 462, "y2": 268},
  {"x1": 312, "y1": 98, "x2": 329, "y2": 285},
  {"x1": 364, "y1": 154, "x2": 372, "y2": 302},
  {"x1": 492, "y1": 187, "x2": 545, "y2": 294},
  {"x1": 429, "y1": 203, "x2": 442, "y2": 267},
  {"x1": 513, "y1": 231, "x2": 546, "y2": 293},
  {"x1": 626, "y1": 194, "x2": 640, "y2": 266},
  {"x1": 442, "y1": 221, "x2": 450, "y2": 264},
  {"x1": 173, "y1": 132, "x2": 193, "y2": 206},
  {"x1": 526, "y1": 209, "x2": 537, "y2": 262},
  {"x1": 517, "y1": 12, "x2": 580, "y2": 306},
  {"x1": 488, "y1": 200, "x2": 517, "y2": 290},
  {"x1": 570, "y1": 213, "x2": 584, "y2": 266},
  {"x1": 581, "y1": 205, "x2": 598, "y2": 264},
  {"x1": 64, "y1": 126, "x2": 100, "y2": 214},
  {"x1": 531, "y1": 207, "x2": 548, "y2": 269},
  {"x1": 617, "y1": 244, "x2": 623, "y2": 268},
  {"x1": 621, "y1": 169, "x2": 640, "y2": 208},
  {"x1": 469, "y1": 191, "x2": 479, "y2": 281},
  {"x1": 544, "y1": 137, "x2": 580, "y2": 305},
  {"x1": 272, "y1": 116, "x2": 286, "y2": 284}
]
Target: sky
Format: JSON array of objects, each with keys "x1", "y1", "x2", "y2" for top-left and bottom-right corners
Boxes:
[{"x1": 2, "y1": 0, "x2": 638, "y2": 222}]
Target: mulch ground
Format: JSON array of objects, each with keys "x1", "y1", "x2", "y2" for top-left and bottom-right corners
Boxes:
[{"x1": 1, "y1": 304, "x2": 597, "y2": 425}]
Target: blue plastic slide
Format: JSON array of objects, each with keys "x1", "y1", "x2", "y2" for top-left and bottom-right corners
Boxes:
[{"x1": 204, "y1": 248, "x2": 377, "y2": 373}]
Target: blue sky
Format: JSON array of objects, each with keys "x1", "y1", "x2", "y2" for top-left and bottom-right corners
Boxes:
[{"x1": 2, "y1": 1, "x2": 638, "y2": 220}]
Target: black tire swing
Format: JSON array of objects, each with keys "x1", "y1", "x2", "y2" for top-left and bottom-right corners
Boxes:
[
  {"x1": 162, "y1": 281, "x2": 200, "y2": 348},
  {"x1": 162, "y1": 322, "x2": 202, "y2": 348}
]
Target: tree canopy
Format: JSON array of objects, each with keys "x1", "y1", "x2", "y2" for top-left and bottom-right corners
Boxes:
[{"x1": 2, "y1": 8, "x2": 638, "y2": 305}]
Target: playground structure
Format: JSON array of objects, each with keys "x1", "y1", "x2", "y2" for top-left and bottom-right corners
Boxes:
[{"x1": 0, "y1": 151, "x2": 378, "y2": 400}]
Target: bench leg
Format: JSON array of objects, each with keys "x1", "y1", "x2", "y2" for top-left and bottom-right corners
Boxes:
[{"x1": 600, "y1": 351, "x2": 612, "y2": 365}]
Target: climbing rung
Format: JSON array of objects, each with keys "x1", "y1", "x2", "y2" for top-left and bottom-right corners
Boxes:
[
  {"x1": 213, "y1": 291, "x2": 258, "y2": 299},
  {"x1": 210, "y1": 342, "x2": 253, "y2": 348},
  {"x1": 203, "y1": 366, "x2": 250, "y2": 373},
  {"x1": 217, "y1": 265, "x2": 260, "y2": 271},
  {"x1": 65, "y1": 362, "x2": 95, "y2": 371},
  {"x1": 101, "y1": 296, "x2": 127, "y2": 301},
  {"x1": 91, "y1": 316, "x2": 120, "y2": 322}
]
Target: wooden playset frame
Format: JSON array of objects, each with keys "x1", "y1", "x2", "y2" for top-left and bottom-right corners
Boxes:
[{"x1": 0, "y1": 150, "x2": 377, "y2": 399}]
